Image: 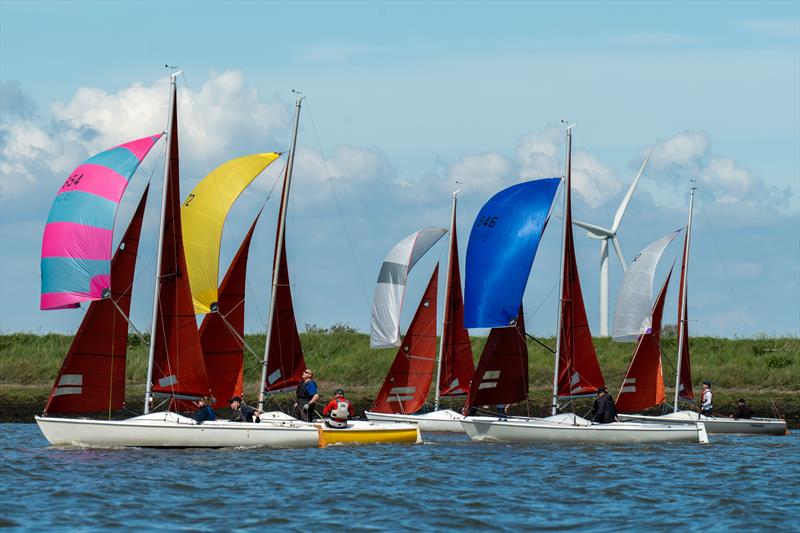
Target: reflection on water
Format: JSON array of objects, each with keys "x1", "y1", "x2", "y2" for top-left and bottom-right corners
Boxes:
[{"x1": 1, "y1": 424, "x2": 797, "y2": 530}]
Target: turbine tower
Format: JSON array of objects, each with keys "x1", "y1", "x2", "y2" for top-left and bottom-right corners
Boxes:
[{"x1": 572, "y1": 149, "x2": 652, "y2": 337}]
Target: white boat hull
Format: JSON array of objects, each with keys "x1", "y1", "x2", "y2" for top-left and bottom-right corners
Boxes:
[
  {"x1": 364, "y1": 409, "x2": 466, "y2": 433},
  {"x1": 460, "y1": 414, "x2": 708, "y2": 444},
  {"x1": 618, "y1": 411, "x2": 788, "y2": 435},
  {"x1": 35, "y1": 413, "x2": 320, "y2": 448}
]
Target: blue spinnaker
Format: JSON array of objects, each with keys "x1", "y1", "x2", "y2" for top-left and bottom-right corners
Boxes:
[{"x1": 464, "y1": 178, "x2": 561, "y2": 328}]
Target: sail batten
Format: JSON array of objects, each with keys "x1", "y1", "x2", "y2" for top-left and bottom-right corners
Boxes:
[
  {"x1": 182, "y1": 153, "x2": 280, "y2": 314},
  {"x1": 41, "y1": 134, "x2": 162, "y2": 310}
]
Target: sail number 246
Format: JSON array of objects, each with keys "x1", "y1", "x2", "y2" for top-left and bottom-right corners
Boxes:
[{"x1": 475, "y1": 215, "x2": 498, "y2": 228}]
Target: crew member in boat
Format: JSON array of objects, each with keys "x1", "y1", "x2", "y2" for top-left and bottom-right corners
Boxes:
[
  {"x1": 295, "y1": 369, "x2": 319, "y2": 422},
  {"x1": 193, "y1": 397, "x2": 216, "y2": 424},
  {"x1": 322, "y1": 388, "x2": 355, "y2": 428},
  {"x1": 732, "y1": 398, "x2": 752, "y2": 419},
  {"x1": 228, "y1": 396, "x2": 261, "y2": 423},
  {"x1": 700, "y1": 380, "x2": 713, "y2": 417},
  {"x1": 591, "y1": 387, "x2": 619, "y2": 424}
]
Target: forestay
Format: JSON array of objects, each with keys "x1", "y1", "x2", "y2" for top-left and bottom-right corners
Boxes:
[
  {"x1": 182, "y1": 153, "x2": 280, "y2": 314},
  {"x1": 463, "y1": 178, "x2": 560, "y2": 328},
  {"x1": 41, "y1": 134, "x2": 162, "y2": 310},
  {"x1": 612, "y1": 229, "x2": 680, "y2": 341},
  {"x1": 370, "y1": 228, "x2": 447, "y2": 348}
]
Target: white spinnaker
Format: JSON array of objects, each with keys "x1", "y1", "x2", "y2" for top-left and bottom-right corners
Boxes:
[
  {"x1": 612, "y1": 229, "x2": 681, "y2": 341},
  {"x1": 370, "y1": 228, "x2": 447, "y2": 348}
]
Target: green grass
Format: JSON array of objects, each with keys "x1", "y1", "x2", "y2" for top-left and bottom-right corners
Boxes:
[{"x1": 1, "y1": 331, "x2": 797, "y2": 394}]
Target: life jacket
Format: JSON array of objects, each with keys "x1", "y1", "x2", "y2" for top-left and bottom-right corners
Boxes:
[
  {"x1": 330, "y1": 399, "x2": 351, "y2": 421},
  {"x1": 296, "y1": 380, "x2": 313, "y2": 401}
]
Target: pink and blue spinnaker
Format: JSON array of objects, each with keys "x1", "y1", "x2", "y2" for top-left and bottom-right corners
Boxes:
[{"x1": 40, "y1": 134, "x2": 162, "y2": 310}]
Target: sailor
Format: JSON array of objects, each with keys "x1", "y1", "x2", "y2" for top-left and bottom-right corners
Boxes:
[
  {"x1": 228, "y1": 396, "x2": 261, "y2": 423},
  {"x1": 193, "y1": 396, "x2": 216, "y2": 424},
  {"x1": 592, "y1": 386, "x2": 619, "y2": 424},
  {"x1": 322, "y1": 388, "x2": 355, "y2": 428},
  {"x1": 295, "y1": 368, "x2": 319, "y2": 422},
  {"x1": 732, "y1": 398, "x2": 752, "y2": 419},
  {"x1": 700, "y1": 380, "x2": 713, "y2": 418}
]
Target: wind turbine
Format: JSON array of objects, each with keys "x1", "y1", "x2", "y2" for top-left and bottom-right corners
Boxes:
[{"x1": 572, "y1": 149, "x2": 652, "y2": 337}]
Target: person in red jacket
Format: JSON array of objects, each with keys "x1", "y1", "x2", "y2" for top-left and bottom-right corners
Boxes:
[{"x1": 322, "y1": 388, "x2": 355, "y2": 428}]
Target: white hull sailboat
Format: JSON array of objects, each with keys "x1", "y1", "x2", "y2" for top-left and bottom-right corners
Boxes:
[
  {"x1": 35, "y1": 413, "x2": 320, "y2": 448},
  {"x1": 458, "y1": 125, "x2": 709, "y2": 445},
  {"x1": 461, "y1": 415, "x2": 708, "y2": 444},
  {"x1": 364, "y1": 409, "x2": 466, "y2": 432},
  {"x1": 617, "y1": 411, "x2": 787, "y2": 435}
]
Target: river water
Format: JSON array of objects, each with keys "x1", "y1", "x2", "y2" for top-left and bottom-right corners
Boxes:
[{"x1": 1, "y1": 423, "x2": 797, "y2": 531}]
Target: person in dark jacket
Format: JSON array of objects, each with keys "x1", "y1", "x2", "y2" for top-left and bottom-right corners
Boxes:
[
  {"x1": 193, "y1": 397, "x2": 216, "y2": 424},
  {"x1": 294, "y1": 369, "x2": 319, "y2": 422},
  {"x1": 732, "y1": 399, "x2": 753, "y2": 419},
  {"x1": 592, "y1": 387, "x2": 619, "y2": 424},
  {"x1": 228, "y1": 396, "x2": 261, "y2": 423}
]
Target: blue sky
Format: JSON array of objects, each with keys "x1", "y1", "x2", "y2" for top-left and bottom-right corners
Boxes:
[{"x1": 1, "y1": 1, "x2": 798, "y2": 338}]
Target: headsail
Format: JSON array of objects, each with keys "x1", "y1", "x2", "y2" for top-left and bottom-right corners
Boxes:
[
  {"x1": 150, "y1": 87, "x2": 210, "y2": 401},
  {"x1": 182, "y1": 153, "x2": 281, "y2": 314},
  {"x1": 615, "y1": 266, "x2": 672, "y2": 413},
  {"x1": 464, "y1": 308, "x2": 528, "y2": 411},
  {"x1": 438, "y1": 205, "x2": 474, "y2": 397},
  {"x1": 370, "y1": 227, "x2": 447, "y2": 348},
  {"x1": 198, "y1": 212, "x2": 260, "y2": 409},
  {"x1": 41, "y1": 134, "x2": 161, "y2": 310},
  {"x1": 612, "y1": 229, "x2": 680, "y2": 341},
  {"x1": 371, "y1": 265, "x2": 439, "y2": 414},
  {"x1": 463, "y1": 178, "x2": 560, "y2": 328},
  {"x1": 44, "y1": 187, "x2": 149, "y2": 414}
]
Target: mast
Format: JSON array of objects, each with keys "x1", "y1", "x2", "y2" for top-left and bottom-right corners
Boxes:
[
  {"x1": 144, "y1": 72, "x2": 180, "y2": 414},
  {"x1": 673, "y1": 182, "x2": 696, "y2": 413},
  {"x1": 434, "y1": 191, "x2": 459, "y2": 411},
  {"x1": 258, "y1": 93, "x2": 304, "y2": 412},
  {"x1": 551, "y1": 124, "x2": 573, "y2": 416}
]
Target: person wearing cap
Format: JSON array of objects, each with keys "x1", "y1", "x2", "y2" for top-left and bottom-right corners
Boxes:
[
  {"x1": 294, "y1": 369, "x2": 319, "y2": 422},
  {"x1": 193, "y1": 396, "x2": 216, "y2": 424},
  {"x1": 701, "y1": 380, "x2": 713, "y2": 417},
  {"x1": 228, "y1": 396, "x2": 261, "y2": 423},
  {"x1": 731, "y1": 398, "x2": 753, "y2": 419},
  {"x1": 322, "y1": 388, "x2": 355, "y2": 428},
  {"x1": 591, "y1": 386, "x2": 619, "y2": 424}
]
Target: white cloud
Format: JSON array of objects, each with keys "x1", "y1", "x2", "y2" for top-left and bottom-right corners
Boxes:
[
  {"x1": 649, "y1": 131, "x2": 709, "y2": 171},
  {"x1": 446, "y1": 152, "x2": 515, "y2": 197}
]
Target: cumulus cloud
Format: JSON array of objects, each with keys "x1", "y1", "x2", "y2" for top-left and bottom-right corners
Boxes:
[{"x1": 1, "y1": 81, "x2": 37, "y2": 120}]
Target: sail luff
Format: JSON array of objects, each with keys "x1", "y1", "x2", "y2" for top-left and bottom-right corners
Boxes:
[
  {"x1": 199, "y1": 212, "x2": 260, "y2": 409},
  {"x1": 44, "y1": 186, "x2": 149, "y2": 415},
  {"x1": 258, "y1": 95, "x2": 304, "y2": 411},
  {"x1": 371, "y1": 265, "x2": 439, "y2": 414},
  {"x1": 434, "y1": 193, "x2": 458, "y2": 410},
  {"x1": 673, "y1": 184, "x2": 696, "y2": 412}
]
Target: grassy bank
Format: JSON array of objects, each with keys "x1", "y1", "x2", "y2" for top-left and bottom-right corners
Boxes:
[{"x1": 1, "y1": 331, "x2": 797, "y2": 424}]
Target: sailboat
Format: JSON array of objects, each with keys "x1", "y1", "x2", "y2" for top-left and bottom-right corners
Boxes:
[
  {"x1": 35, "y1": 73, "x2": 320, "y2": 448},
  {"x1": 459, "y1": 126, "x2": 709, "y2": 444},
  {"x1": 365, "y1": 193, "x2": 477, "y2": 432},
  {"x1": 615, "y1": 186, "x2": 788, "y2": 435}
]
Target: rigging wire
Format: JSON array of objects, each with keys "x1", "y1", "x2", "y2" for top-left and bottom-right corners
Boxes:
[{"x1": 303, "y1": 98, "x2": 371, "y2": 311}]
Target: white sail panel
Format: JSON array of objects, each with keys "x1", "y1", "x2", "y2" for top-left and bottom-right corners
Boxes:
[
  {"x1": 370, "y1": 227, "x2": 447, "y2": 348},
  {"x1": 612, "y1": 229, "x2": 681, "y2": 341}
]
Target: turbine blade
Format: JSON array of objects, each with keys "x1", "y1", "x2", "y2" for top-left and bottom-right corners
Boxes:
[
  {"x1": 611, "y1": 235, "x2": 627, "y2": 272},
  {"x1": 612, "y1": 147, "x2": 653, "y2": 232},
  {"x1": 572, "y1": 218, "x2": 613, "y2": 237}
]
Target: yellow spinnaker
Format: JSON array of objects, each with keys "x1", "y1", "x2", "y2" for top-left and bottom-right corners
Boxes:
[{"x1": 182, "y1": 152, "x2": 281, "y2": 314}]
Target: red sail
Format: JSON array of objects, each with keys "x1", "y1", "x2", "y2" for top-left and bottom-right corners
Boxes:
[
  {"x1": 439, "y1": 212, "x2": 475, "y2": 397},
  {"x1": 264, "y1": 179, "x2": 307, "y2": 392},
  {"x1": 198, "y1": 214, "x2": 259, "y2": 409},
  {"x1": 558, "y1": 173, "x2": 605, "y2": 398},
  {"x1": 151, "y1": 90, "x2": 210, "y2": 400},
  {"x1": 676, "y1": 232, "x2": 694, "y2": 401},
  {"x1": 372, "y1": 265, "x2": 439, "y2": 414},
  {"x1": 616, "y1": 267, "x2": 672, "y2": 413},
  {"x1": 44, "y1": 188, "x2": 149, "y2": 414},
  {"x1": 464, "y1": 308, "x2": 528, "y2": 410}
]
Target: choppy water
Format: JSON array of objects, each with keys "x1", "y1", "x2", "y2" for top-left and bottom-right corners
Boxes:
[{"x1": 1, "y1": 423, "x2": 798, "y2": 531}]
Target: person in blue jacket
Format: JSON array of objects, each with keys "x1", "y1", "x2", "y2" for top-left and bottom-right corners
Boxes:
[
  {"x1": 294, "y1": 369, "x2": 319, "y2": 421},
  {"x1": 193, "y1": 396, "x2": 216, "y2": 424}
]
